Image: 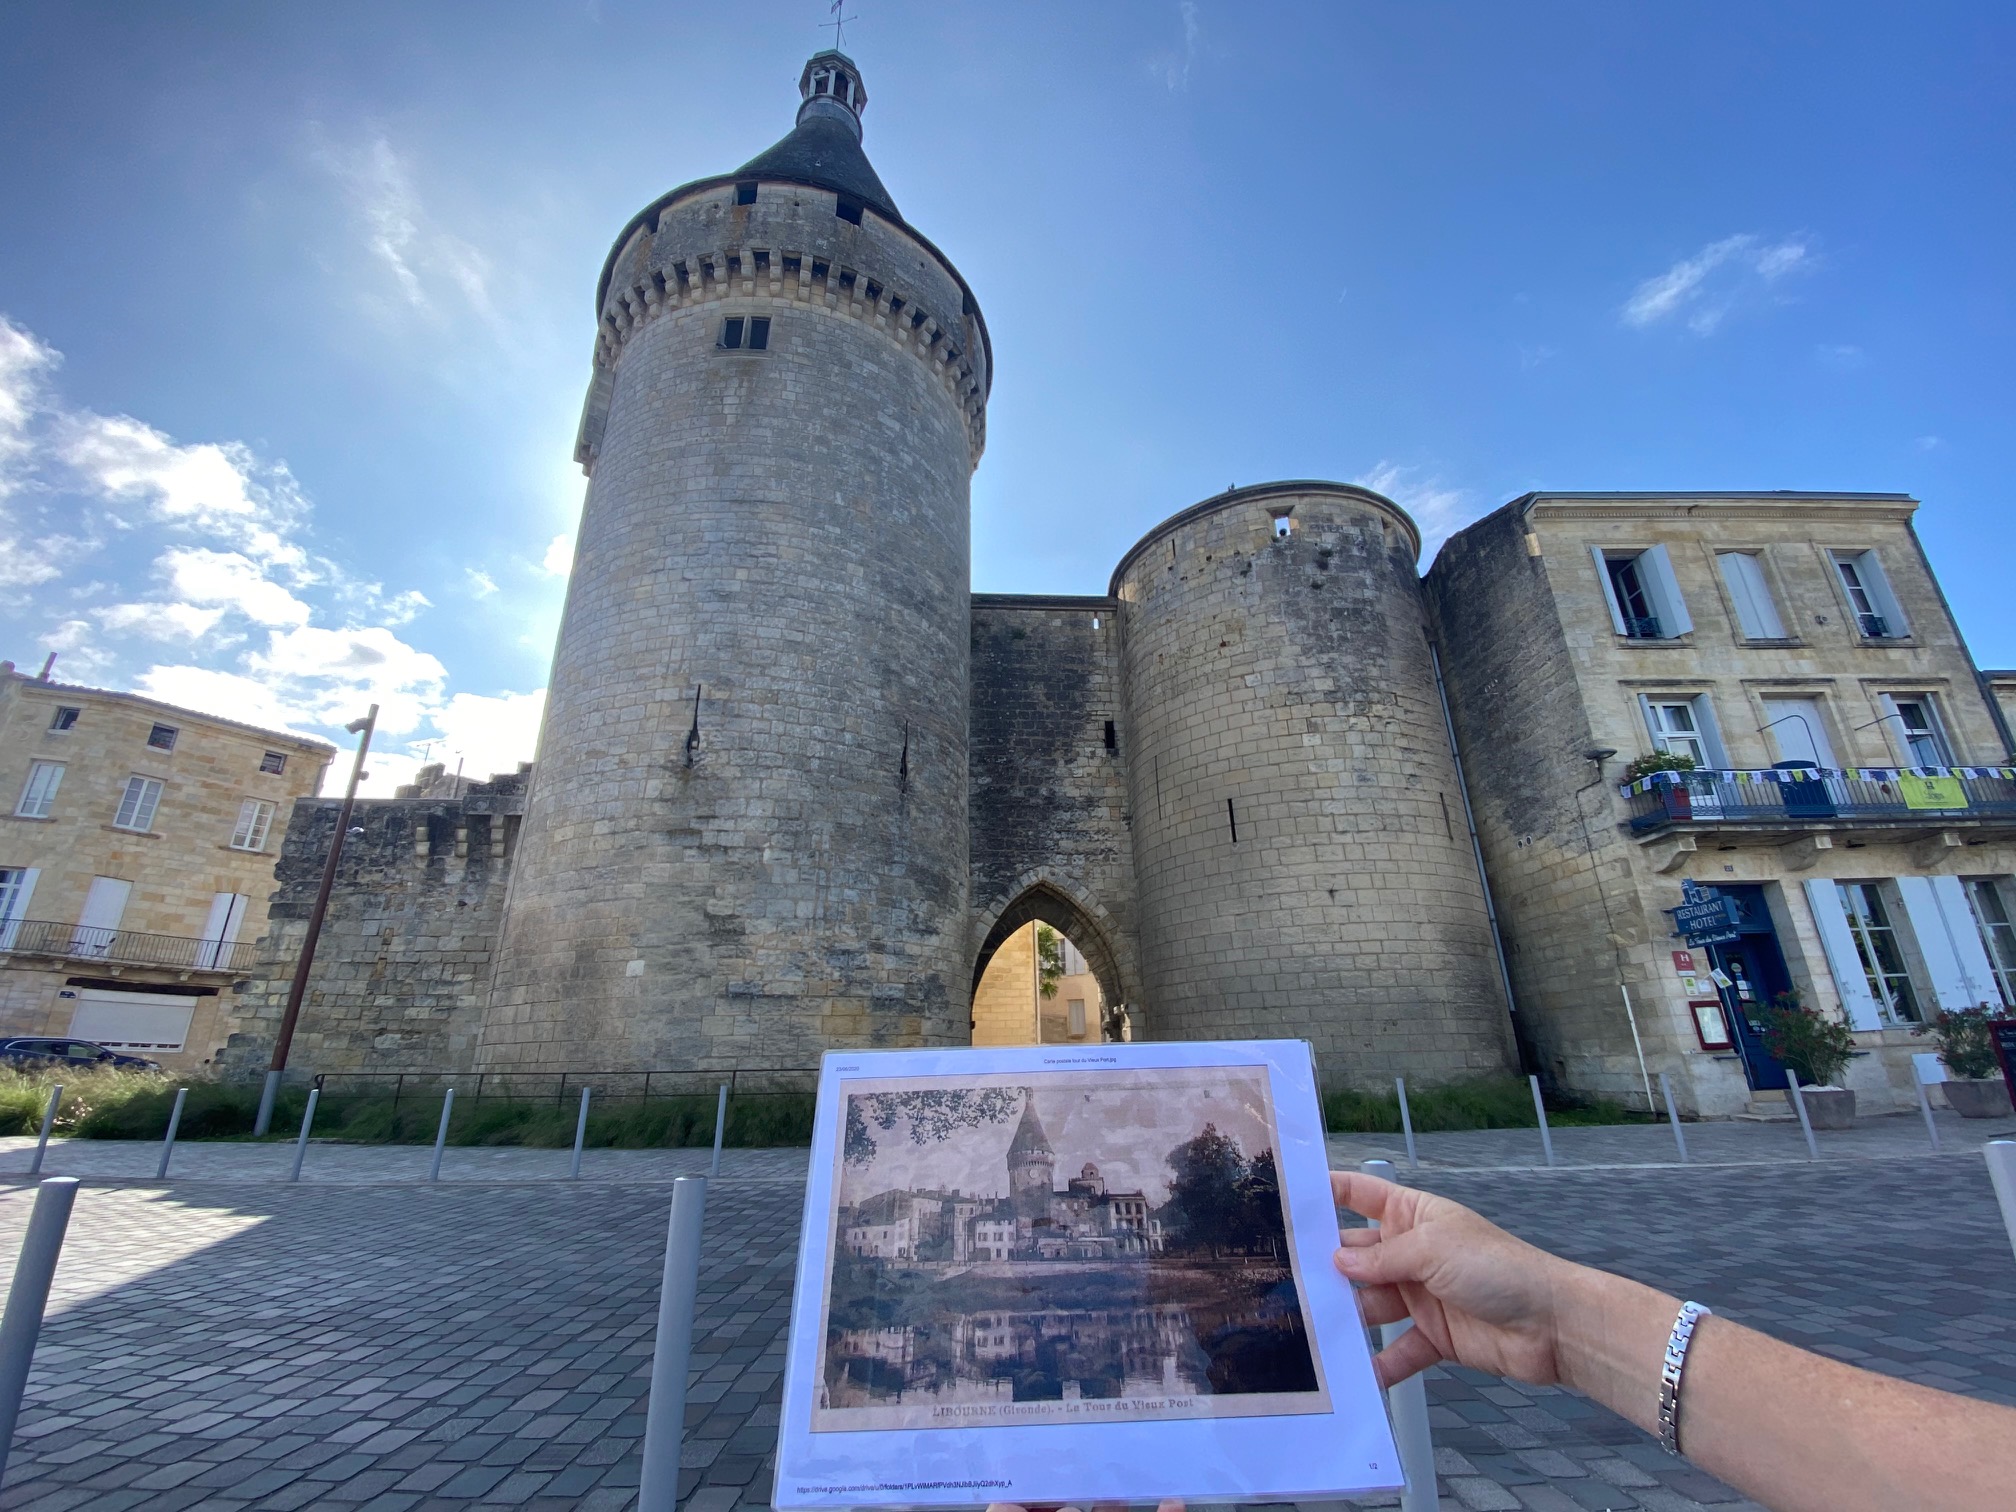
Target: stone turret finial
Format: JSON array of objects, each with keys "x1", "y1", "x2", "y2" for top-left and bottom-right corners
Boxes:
[{"x1": 798, "y1": 50, "x2": 868, "y2": 140}]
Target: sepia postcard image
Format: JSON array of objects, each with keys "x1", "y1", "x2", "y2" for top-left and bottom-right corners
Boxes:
[{"x1": 811, "y1": 1065, "x2": 1332, "y2": 1433}]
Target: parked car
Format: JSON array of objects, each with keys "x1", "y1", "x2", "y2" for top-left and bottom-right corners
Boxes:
[{"x1": 0, "y1": 1037, "x2": 160, "y2": 1071}]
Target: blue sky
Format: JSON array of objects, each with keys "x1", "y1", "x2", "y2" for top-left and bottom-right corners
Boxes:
[{"x1": 3, "y1": 2, "x2": 2011, "y2": 786}]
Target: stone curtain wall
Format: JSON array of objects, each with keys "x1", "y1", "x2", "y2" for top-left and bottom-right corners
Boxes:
[
  {"x1": 1422, "y1": 506, "x2": 1641, "y2": 1097},
  {"x1": 221, "y1": 774, "x2": 525, "y2": 1076},
  {"x1": 1113, "y1": 484, "x2": 1516, "y2": 1087},
  {"x1": 481, "y1": 182, "x2": 981, "y2": 1072},
  {"x1": 968, "y1": 596, "x2": 1140, "y2": 1023}
]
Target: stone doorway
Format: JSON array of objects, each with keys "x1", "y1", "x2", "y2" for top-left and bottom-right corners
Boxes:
[{"x1": 969, "y1": 884, "x2": 1127, "y2": 1045}]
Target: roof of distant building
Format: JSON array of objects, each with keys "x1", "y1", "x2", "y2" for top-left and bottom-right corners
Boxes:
[{"x1": 0, "y1": 664, "x2": 335, "y2": 754}]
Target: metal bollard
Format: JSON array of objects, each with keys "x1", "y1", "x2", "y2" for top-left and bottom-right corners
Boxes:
[
  {"x1": 155, "y1": 1088, "x2": 189, "y2": 1180},
  {"x1": 710, "y1": 1082, "x2": 728, "y2": 1180},
  {"x1": 1360, "y1": 1159, "x2": 1436, "y2": 1512},
  {"x1": 1986, "y1": 1142, "x2": 2016, "y2": 1263},
  {"x1": 1785, "y1": 1072, "x2": 1819, "y2": 1162},
  {"x1": 1528, "y1": 1075, "x2": 1555, "y2": 1167},
  {"x1": 1913, "y1": 1075, "x2": 1942, "y2": 1152},
  {"x1": 27, "y1": 1086, "x2": 61, "y2": 1177},
  {"x1": 252, "y1": 1067, "x2": 283, "y2": 1139},
  {"x1": 638, "y1": 1176, "x2": 709, "y2": 1512},
  {"x1": 428, "y1": 1088, "x2": 455, "y2": 1183},
  {"x1": 288, "y1": 1088, "x2": 320, "y2": 1183},
  {"x1": 570, "y1": 1086, "x2": 592, "y2": 1180},
  {"x1": 1658, "y1": 1072, "x2": 1688, "y2": 1164},
  {"x1": 0, "y1": 1177, "x2": 80, "y2": 1482},
  {"x1": 1395, "y1": 1077, "x2": 1418, "y2": 1168}
]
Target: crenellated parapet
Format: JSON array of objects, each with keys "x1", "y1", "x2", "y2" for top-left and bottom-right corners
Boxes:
[{"x1": 576, "y1": 182, "x2": 990, "y2": 470}]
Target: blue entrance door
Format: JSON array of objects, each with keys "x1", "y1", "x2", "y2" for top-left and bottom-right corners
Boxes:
[{"x1": 1705, "y1": 885, "x2": 1794, "y2": 1091}]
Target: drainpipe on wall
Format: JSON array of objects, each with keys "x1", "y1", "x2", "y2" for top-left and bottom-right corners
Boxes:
[{"x1": 1426, "y1": 636, "x2": 1519, "y2": 1023}]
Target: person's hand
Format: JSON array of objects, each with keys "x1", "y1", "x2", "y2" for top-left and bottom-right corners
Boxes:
[{"x1": 1332, "y1": 1169, "x2": 1575, "y2": 1389}]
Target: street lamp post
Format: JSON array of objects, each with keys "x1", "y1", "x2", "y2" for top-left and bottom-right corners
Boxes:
[{"x1": 252, "y1": 705, "x2": 378, "y2": 1137}]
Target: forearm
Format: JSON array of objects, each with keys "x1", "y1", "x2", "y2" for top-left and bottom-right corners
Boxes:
[{"x1": 1549, "y1": 1261, "x2": 2013, "y2": 1512}]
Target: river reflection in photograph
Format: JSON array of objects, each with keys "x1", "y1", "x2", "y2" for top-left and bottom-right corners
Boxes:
[{"x1": 813, "y1": 1068, "x2": 1330, "y2": 1432}]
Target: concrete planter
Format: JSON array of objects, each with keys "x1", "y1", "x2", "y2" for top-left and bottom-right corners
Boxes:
[
  {"x1": 1785, "y1": 1085, "x2": 1856, "y2": 1129},
  {"x1": 1943, "y1": 1078, "x2": 2013, "y2": 1119}
]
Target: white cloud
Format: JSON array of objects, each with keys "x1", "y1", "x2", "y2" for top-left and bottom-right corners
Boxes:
[
  {"x1": 0, "y1": 315, "x2": 58, "y2": 489},
  {"x1": 1815, "y1": 343, "x2": 1865, "y2": 368},
  {"x1": 432, "y1": 687, "x2": 546, "y2": 777},
  {"x1": 316, "y1": 133, "x2": 496, "y2": 327},
  {"x1": 466, "y1": 568, "x2": 498, "y2": 598},
  {"x1": 157, "y1": 546, "x2": 313, "y2": 628},
  {"x1": 1354, "y1": 461, "x2": 1479, "y2": 562},
  {"x1": 60, "y1": 413, "x2": 307, "y2": 566},
  {"x1": 96, "y1": 600, "x2": 229, "y2": 641},
  {"x1": 1150, "y1": 2, "x2": 1202, "y2": 91},
  {"x1": 541, "y1": 532, "x2": 573, "y2": 576},
  {"x1": 133, "y1": 665, "x2": 315, "y2": 735},
  {"x1": 1916, "y1": 435, "x2": 1944, "y2": 452},
  {"x1": 1621, "y1": 234, "x2": 1812, "y2": 335}
]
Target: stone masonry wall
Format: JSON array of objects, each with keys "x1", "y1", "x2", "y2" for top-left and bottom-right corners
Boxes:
[
  {"x1": 1114, "y1": 484, "x2": 1517, "y2": 1087},
  {"x1": 481, "y1": 181, "x2": 979, "y2": 1072},
  {"x1": 968, "y1": 596, "x2": 1139, "y2": 1022},
  {"x1": 221, "y1": 772, "x2": 526, "y2": 1077}
]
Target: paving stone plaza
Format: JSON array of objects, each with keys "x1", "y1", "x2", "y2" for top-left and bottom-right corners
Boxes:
[{"x1": 1, "y1": 1114, "x2": 2013, "y2": 1512}]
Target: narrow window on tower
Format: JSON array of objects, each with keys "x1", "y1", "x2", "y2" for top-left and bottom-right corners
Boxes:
[
  {"x1": 735, "y1": 181, "x2": 758, "y2": 206},
  {"x1": 835, "y1": 193, "x2": 864, "y2": 225},
  {"x1": 746, "y1": 317, "x2": 770, "y2": 350},
  {"x1": 719, "y1": 317, "x2": 744, "y2": 349}
]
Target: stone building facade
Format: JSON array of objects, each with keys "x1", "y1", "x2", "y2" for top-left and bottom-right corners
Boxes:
[
  {"x1": 1427, "y1": 494, "x2": 2016, "y2": 1115},
  {"x1": 0, "y1": 664, "x2": 331, "y2": 1069},
  {"x1": 217, "y1": 54, "x2": 2014, "y2": 1108}
]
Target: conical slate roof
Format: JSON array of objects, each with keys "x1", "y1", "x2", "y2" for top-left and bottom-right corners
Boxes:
[
  {"x1": 734, "y1": 112, "x2": 900, "y2": 223},
  {"x1": 1007, "y1": 1091, "x2": 1053, "y2": 1160}
]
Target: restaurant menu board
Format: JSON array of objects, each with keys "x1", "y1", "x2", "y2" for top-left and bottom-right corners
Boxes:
[
  {"x1": 1992, "y1": 1020, "x2": 2016, "y2": 1105},
  {"x1": 772, "y1": 1040, "x2": 1403, "y2": 1508}
]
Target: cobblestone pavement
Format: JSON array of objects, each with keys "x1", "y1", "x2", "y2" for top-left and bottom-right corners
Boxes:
[{"x1": 0, "y1": 1118, "x2": 2008, "y2": 1511}]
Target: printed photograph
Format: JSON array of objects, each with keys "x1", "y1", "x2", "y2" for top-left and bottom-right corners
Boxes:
[{"x1": 812, "y1": 1067, "x2": 1330, "y2": 1432}]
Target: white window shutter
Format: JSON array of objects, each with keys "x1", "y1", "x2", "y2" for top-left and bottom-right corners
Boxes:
[
  {"x1": 1638, "y1": 545, "x2": 1693, "y2": 637},
  {"x1": 1897, "y1": 876, "x2": 1999, "y2": 1011},
  {"x1": 1689, "y1": 695, "x2": 1730, "y2": 769},
  {"x1": 1804, "y1": 879, "x2": 1882, "y2": 1030},
  {"x1": 1856, "y1": 551, "x2": 1909, "y2": 636},
  {"x1": 1638, "y1": 694, "x2": 1662, "y2": 748},
  {"x1": 0, "y1": 867, "x2": 37, "y2": 950},
  {"x1": 1590, "y1": 546, "x2": 1628, "y2": 635},
  {"x1": 1718, "y1": 553, "x2": 1784, "y2": 639}
]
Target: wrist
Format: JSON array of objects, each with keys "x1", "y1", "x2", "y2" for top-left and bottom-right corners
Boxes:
[{"x1": 1549, "y1": 1262, "x2": 1682, "y2": 1431}]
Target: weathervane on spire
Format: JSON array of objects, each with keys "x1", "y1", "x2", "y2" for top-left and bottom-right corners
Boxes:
[{"x1": 822, "y1": 0, "x2": 857, "y2": 50}]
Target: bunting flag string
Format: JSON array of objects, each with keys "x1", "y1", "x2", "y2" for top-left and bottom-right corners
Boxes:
[{"x1": 1619, "y1": 764, "x2": 2016, "y2": 796}]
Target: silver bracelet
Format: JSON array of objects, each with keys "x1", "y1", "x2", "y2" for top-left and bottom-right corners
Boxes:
[{"x1": 1657, "y1": 1300, "x2": 1713, "y2": 1456}]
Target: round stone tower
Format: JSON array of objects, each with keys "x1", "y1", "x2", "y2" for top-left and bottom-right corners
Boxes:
[
  {"x1": 481, "y1": 51, "x2": 990, "y2": 1071},
  {"x1": 1006, "y1": 1092, "x2": 1055, "y2": 1222},
  {"x1": 1110, "y1": 482, "x2": 1516, "y2": 1087}
]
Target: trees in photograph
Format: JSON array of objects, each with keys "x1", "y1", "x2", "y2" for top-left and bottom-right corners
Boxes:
[
  {"x1": 844, "y1": 1086, "x2": 1024, "y2": 1166},
  {"x1": 1162, "y1": 1125, "x2": 1287, "y2": 1258}
]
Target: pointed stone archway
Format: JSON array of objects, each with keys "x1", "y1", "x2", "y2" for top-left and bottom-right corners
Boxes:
[{"x1": 969, "y1": 880, "x2": 1132, "y2": 1042}]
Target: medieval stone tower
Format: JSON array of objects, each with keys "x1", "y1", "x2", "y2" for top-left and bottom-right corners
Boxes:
[{"x1": 479, "y1": 51, "x2": 990, "y2": 1070}]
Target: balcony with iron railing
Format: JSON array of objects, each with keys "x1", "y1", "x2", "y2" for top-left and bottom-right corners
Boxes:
[
  {"x1": 0, "y1": 919, "x2": 257, "y2": 974},
  {"x1": 1623, "y1": 765, "x2": 2016, "y2": 837}
]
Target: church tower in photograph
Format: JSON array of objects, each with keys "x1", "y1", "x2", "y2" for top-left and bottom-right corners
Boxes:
[{"x1": 479, "y1": 52, "x2": 991, "y2": 1071}]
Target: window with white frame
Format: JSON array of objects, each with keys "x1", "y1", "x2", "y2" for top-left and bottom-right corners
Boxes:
[
  {"x1": 230, "y1": 799, "x2": 275, "y2": 852},
  {"x1": 1837, "y1": 881, "x2": 1923, "y2": 1024},
  {"x1": 1716, "y1": 552, "x2": 1787, "y2": 639},
  {"x1": 1641, "y1": 695, "x2": 1725, "y2": 769},
  {"x1": 1883, "y1": 695, "x2": 1952, "y2": 767},
  {"x1": 0, "y1": 866, "x2": 33, "y2": 949},
  {"x1": 113, "y1": 776, "x2": 164, "y2": 832},
  {"x1": 1593, "y1": 545, "x2": 1692, "y2": 640},
  {"x1": 49, "y1": 706, "x2": 79, "y2": 731},
  {"x1": 1832, "y1": 550, "x2": 1908, "y2": 639},
  {"x1": 259, "y1": 751, "x2": 287, "y2": 775},
  {"x1": 1964, "y1": 877, "x2": 2016, "y2": 1010},
  {"x1": 146, "y1": 722, "x2": 178, "y2": 751},
  {"x1": 14, "y1": 761, "x2": 64, "y2": 819}
]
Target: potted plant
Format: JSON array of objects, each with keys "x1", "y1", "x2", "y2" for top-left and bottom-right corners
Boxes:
[
  {"x1": 1916, "y1": 1005, "x2": 2014, "y2": 1118},
  {"x1": 1624, "y1": 751, "x2": 1699, "y2": 819},
  {"x1": 1758, "y1": 991, "x2": 1859, "y2": 1128}
]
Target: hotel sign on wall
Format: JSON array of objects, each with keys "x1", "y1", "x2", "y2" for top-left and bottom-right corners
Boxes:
[{"x1": 1671, "y1": 880, "x2": 1740, "y2": 947}]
